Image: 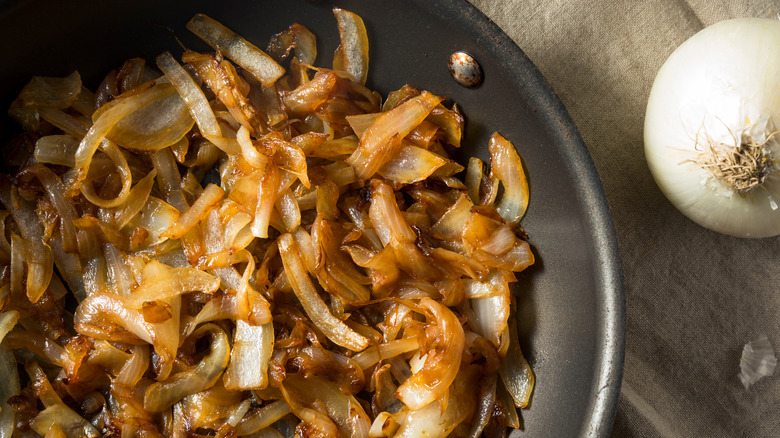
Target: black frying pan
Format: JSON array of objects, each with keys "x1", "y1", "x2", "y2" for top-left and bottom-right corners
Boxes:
[{"x1": 0, "y1": 0, "x2": 625, "y2": 436}]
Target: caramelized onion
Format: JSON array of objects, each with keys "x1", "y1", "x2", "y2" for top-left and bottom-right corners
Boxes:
[
  {"x1": 395, "y1": 298, "x2": 465, "y2": 410},
  {"x1": 1, "y1": 9, "x2": 537, "y2": 437},
  {"x1": 144, "y1": 324, "x2": 230, "y2": 412},
  {"x1": 278, "y1": 233, "x2": 369, "y2": 351},
  {"x1": 347, "y1": 92, "x2": 442, "y2": 179},
  {"x1": 489, "y1": 132, "x2": 529, "y2": 224}
]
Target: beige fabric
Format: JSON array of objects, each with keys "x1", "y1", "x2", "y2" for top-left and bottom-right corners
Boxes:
[{"x1": 468, "y1": 1, "x2": 780, "y2": 437}]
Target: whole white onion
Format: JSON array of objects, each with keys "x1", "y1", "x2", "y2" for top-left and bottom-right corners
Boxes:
[{"x1": 644, "y1": 18, "x2": 780, "y2": 238}]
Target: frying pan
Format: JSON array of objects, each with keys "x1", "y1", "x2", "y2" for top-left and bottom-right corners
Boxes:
[{"x1": 0, "y1": 0, "x2": 625, "y2": 436}]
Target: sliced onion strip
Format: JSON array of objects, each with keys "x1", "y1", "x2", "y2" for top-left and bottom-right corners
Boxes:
[
  {"x1": 278, "y1": 233, "x2": 369, "y2": 351},
  {"x1": 332, "y1": 8, "x2": 369, "y2": 85},
  {"x1": 187, "y1": 14, "x2": 285, "y2": 87},
  {"x1": 143, "y1": 323, "x2": 230, "y2": 412},
  {"x1": 161, "y1": 183, "x2": 225, "y2": 239}
]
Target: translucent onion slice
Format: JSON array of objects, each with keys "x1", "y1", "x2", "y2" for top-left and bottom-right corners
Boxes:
[
  {"x1": 352, "y1": 337, "x2": 420, "y2": 369},
  {"x1": 106, "y1": 90, "x2": 194, "y2": 151},
  {"x1": 133, "y1": 196, "x2": 182, "y2": 242},
  {"x1": 0, "y1": 179, "x2": 53, "y2": 303},
  {"x1": 345, "y1": 113, "x2": 379, "y2": 137},
  {"x1": 34, "y1": 135, "x2": 79, "y2": 167},
  {"x1": 284, "y1": 375, "x2": 371, "y2": 437},
  {"x1": 278, "y1": 233, "x2": 369, "y2": 351},
  {"x1": 478, "y1": 223, "x2": 517, "y2": 256},
  {"x1": 464, "y1": 157, "x2": 483, "y2": 203},
  {"x1": 115, "y1": 344, "x2": 149, "y2": 387},
  {"x1": 489, "y1": 132, "x2": 529, "y2": 224},
  {"x1": 0, "y1": 347, "x2": 19, "y2": 438},
  {"x1": 74, "y1": 292, "x2": 153, "y2": 344},
  {"x1": 393, "y1": 365, "x2": 479, "y2": 438},
  {"x1": 467, "y1": 373, "x2": 497, "y2": 438},
  {"x1": 161, "y1": 183, "x2": 225, "y2": 240},
  {"x1": 280, "y1": 383, "x2": 339, "y2": 437},
  {"x1": 332, "y1": 8, "x2": 369, "y2": 85},
  {"x1": 224, "y1": 320, "x2": 274, "y2": 391},
  {"x1": 464, "y1": 270, "x2": 509, "y2": 299},
  {"x1": 4, "y1": 331, "x2": 67, "y2": 367},
  {"x1": 18, "y1": 164, "x2": 79, "y2": 253},
  {"x1": 290, "y1": 23, "x2": 317, "y2": 65},
  {"x1": 499, "y1": 316, "x2": 534, "y2": 408},
  {"x1": 156, "y1": 51, "x2": 240, "y2": 154},
  {"x1": 38, "y1": 107, "x2": 90, "y2": 139},
  {"x1": 311, "y1": 215, "x2": 371, "y2": 303},
  {"x1": 72, "y1": 85, "x2": 96, "y2": 116},
  {"x1": 67, "y1": 82, "x2": 175, "y2": 192},
  {"x1": 29, "y1": 404, "x2": 100, "y2": 438},
  {"x1": 17, "y1": 71, "x2": 81, "y2": 109},
  {"x1": 283, "y1": 70, "x2": 338, "y2": 115},
  {"x1": 347, "y1": 91, "x2": 442, "y2": 180},
  {"x1": 497, "y1": 378, "x2": 521, "y2": 429},
  {"x1": 144, "y1": 324, "x2": 230, "y2": 412},
  {"x1": 106, "y1": 169, "x2": 157, "y2": 229},
  {"x1": 179, "y1": 379, "x2": 243, "y2": 430},
  {"x1": 103, "y1": 244, "x2": 136, "y2": 298},
  {"x1": 183, "y1": 291, "x2": 241, "y2": 337},
  {"x1": 426, "y1": 105, "x2": 464, "y2": 148},
  {"x1": 368, "y1": 179, "x2": 417, "y2": 246},
  {"x1": 344, "y1": 244, "x2": 400, "y2": 293},
  {"x1": 470, "y1": 275, "x2": 510, "y2": 349},
  {"x1": 184, "y1": 51, "x2": 263, "y2": 136},
  {"x1": 187, "y1": 14, "x2": 285, "y2": 87},
  {"x1": 124, "y1": 261, "x2": 220, "y2": 309},
  {"x1": 0, "y1": 310, "x2": 19, "y2": 344},
  {"x1": 79, "y1": 139, "x2": 133, "y2": 208},
  {"x1": 252, "y1": 161, "x2": 278, "y2": 239},
  {"x1": 235, "y1": 400, "x2": 292, "y2": 436},
  {"x1": 236, "y1": 125, "x2": 269, "y2": 168},
  {"x1": 378, "y1": 145, "x2": 447, "y2": 184}
]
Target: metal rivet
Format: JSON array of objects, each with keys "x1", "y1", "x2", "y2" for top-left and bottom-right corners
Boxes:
[{"x1": 448, "y1": 51, "x2": 483, "y2": 88}]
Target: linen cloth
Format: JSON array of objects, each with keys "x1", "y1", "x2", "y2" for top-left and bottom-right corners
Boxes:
[{"x1": 468, "y1": 1, "x2": 780, "y2": 436}]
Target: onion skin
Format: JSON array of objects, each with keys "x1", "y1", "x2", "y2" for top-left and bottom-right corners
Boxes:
[{"x1": 644, "y1": 18, "x2": 780, "y2": 237}]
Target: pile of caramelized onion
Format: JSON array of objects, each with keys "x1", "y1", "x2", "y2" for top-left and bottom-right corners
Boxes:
[{"x1": 0, "y1": 8, "x2": 535, "y2": 437}]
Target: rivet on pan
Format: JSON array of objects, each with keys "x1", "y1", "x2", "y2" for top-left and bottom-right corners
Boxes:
[{"x1": 448, "y1": 51, "x2": 483, "y2": 88}]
